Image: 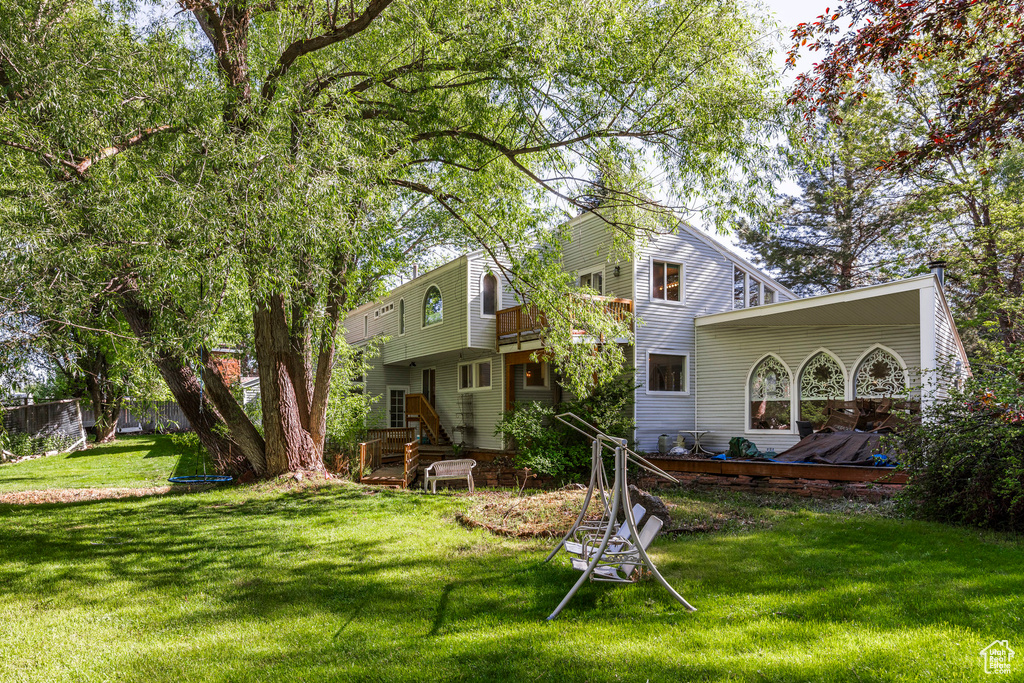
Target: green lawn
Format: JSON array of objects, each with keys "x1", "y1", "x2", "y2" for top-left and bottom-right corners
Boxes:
[
  {"x1": 0, "y1": 437, "x2": 1021, "y2": 682},
  {"x1": 0, "y1": 435, "x2": 205, "y2": 493}
]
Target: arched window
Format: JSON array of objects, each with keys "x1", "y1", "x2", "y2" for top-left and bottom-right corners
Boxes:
[
  {"x1": 799, "y1": 351, "x2": 845, "y2": 430},
  {"x1": 398, "y1": 299, "x2": 405, "y2": 334},
  {"x1": 482, "y1": 273, "x2": 498, "y2": 316},
  {"x1": 855, "y1": 347, "x2": 907, "y2": 398},
  {"x1": 749, "y1": 355, "x2": 792, "y2": 430},
  {"x1": 423, "y1": 286, "x2": 443, "y2": 327}
]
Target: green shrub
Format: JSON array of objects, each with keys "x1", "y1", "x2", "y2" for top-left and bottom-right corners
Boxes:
[
  {"x1": 495, "y1": 375, "x2": 636, "y2": 479},
  {"x1": 889, "y1": 360, "x2": 1024, "y2": 531},
  {"x1": 169, "y1": 431, "x2": 203, "y2": 454}
]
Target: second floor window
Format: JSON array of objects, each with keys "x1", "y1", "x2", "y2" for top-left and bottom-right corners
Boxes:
[
  {"x1": 482, "y1": 273, "x2": 498, "y2": 316},
  {"x1": 652, "y1": 261, "x2": 682, "y2": 302},
  {"x1": 578, "y1": 267, "x2": 603, "y2": 294},
  {"x1": 423, "y1": 286, "x2": 443, "y2": 326}
]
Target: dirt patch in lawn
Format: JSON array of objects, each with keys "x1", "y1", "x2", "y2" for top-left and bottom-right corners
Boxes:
[
  {"x1": 0, "y1": 486, "x2": 181, "y2": 505},
  {"x1": 456, "y1": 488, "x2": 759, "y2": 538}
]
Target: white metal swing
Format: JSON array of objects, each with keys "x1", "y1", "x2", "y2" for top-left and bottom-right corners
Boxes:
[{"x1": 544, "y1": 413, "x2": 697, "y2": 620}]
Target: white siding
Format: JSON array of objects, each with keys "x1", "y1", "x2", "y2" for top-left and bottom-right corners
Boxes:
[
  {"x1": 933, "y1": 286, "x2": 967, "y2": 401},
  {"x1": 344, "y1": 257, "x2": 469, "y2": 364},
  {"x1": 562, "y1": 213, "x2": 633, "y2": 298},
  {"x1": 632, "y1": 227, "x2": 752, "y2": 451},
  {"x1": 466, "y1": 252, "x2": 516, "y2": 349},
  {"x1": 695, "y1": 325, "x2": 922, "y2": 453}
]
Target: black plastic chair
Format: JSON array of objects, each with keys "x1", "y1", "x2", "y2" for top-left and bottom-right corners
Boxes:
[{"x1": 796, "y1": 421, "x2": 814, "y2": 439}]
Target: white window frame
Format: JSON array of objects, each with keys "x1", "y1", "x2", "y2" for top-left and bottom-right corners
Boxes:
[
  {"x1": 386, "y1": 385, "x2": 410, "y2": 429},
  {"x1": 851, "y1": 344, "x2": 911, "y2": 399},
  {"x1": 363, "y1": 314, "x2": 369, "y2": 338},
  {"x1": 522, "y1": 361, "x2": 549, "y2": 389},
  {"x1": 649, "y1": 257, "x2": 685, "y2": 304},
  {"x1": 480, "y1": 272, "x2": 501, "y2": 318},
  {"x1": 422, "y1": 285, "x2": 443, "y2": 328},
  {"x1": 458, "y1": 359, "x2": 493, "y2": 393},
  {"x1": 733, "y1": 266, "x2": 747, "y2": 310},
  {"x1": 645, "y1": 349, "x2": 689, "y2": 395},
  {"x1": 744, "y1": 353, "x2": 796, "y2": 434},
  {"x1": 576, "y1": 265, "x2": 605, "y2": 295}
]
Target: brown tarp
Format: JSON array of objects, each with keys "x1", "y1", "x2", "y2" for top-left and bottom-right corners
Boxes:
[{"x1": 774, "y1": 431, "x2": 889, "y2": 466}]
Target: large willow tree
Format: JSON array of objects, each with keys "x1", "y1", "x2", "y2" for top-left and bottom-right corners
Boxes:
[{"x1": 1, "y1": 0, "x2": 780, "y2": 476}]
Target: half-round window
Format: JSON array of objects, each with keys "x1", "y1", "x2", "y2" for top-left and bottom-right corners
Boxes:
[
  {"x1": 482, "y1": 273, "x2": 498, "y2": 316},
  {"x1": 749, "y1": 355, "x2": 791, "y2": 430},
  {"x1": 423, "y1": 286, "x2": 443, "y2": 327},
  {"x1": 799, "y1": 352, "x2": 845, "y2": 430},
  {"x1": 855, "y1": 347, "x2": 906, "y2": 398}
]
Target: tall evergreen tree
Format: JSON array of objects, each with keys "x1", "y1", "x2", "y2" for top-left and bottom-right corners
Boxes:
[{"x1": 739, "y1": 99, "x2": 916, "y2": 295}]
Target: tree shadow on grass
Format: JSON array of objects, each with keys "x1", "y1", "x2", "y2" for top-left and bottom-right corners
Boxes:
[{"x1": 0, "y1": 487, "x2": 1021, "y2": 682}]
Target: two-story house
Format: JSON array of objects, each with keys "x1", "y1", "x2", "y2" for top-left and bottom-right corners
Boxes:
[{"x1": 344, "y1": 211, "x2": 969, "y2": 455}]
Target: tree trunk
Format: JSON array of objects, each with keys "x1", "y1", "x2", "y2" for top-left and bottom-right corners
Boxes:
[
  {"x1": 79, "y1": 345, "x2": 120, "y2": 443},
  {"x1": 119, "y1": 294, "x2": 253, "y2": 475},
  {"x1": 253, "y1": 294, "x2": 322, "y2": 475},
  {"x1": 93, "y1": 397, "x2": 120, "y2": 443}
]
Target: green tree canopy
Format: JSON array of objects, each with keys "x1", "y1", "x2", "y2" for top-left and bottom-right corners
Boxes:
[{"x1": 2, "y1": 0, "x2": 782, "y2": 476}]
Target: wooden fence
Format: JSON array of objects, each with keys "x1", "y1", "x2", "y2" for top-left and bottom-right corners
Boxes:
[
  {"x1": 2, "y1": 399, "x2": 87, "y2": 454},
  {"x1": 79, "y1": 400, "x2": 191, "y2": 432}
]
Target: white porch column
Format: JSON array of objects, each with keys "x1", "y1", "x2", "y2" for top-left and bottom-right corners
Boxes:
[{"x1": 919, "y1": 283, "x2": 937, "y2": 410}]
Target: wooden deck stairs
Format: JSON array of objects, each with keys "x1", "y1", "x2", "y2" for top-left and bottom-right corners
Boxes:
[
  {"x1": 405, "y1": 394, "x2": 451, "y2": 446},
  {"x1": 359, "y1": 430, "x2": 420, "y2": 489}
]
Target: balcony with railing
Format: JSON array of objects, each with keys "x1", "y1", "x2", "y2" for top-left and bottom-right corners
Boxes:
[{"x1": 495, "y1": 296, "x2": 633, "y2": 349}]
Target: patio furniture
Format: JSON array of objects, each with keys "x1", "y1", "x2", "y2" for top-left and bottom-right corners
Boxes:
[
  {"x1": 423, "y1": 458, "x2": 476, "y2": 493},
  {"x1": 563, "y1": 503, "x2": 646, "y2": 558},
  {"x1": 543, "y1": 412, "x2": 695, "y2": 620},
  {"x1": 570, "y1": 516, "x2": 665, "y2": 582},
  {"x1": 678, "y1": 429, "x2": 713, "y2": 455}
]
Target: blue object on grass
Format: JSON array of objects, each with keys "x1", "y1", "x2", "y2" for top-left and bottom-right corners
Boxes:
[{"x1": 168, "y1": 474, "x2": 234, "y2": 485}]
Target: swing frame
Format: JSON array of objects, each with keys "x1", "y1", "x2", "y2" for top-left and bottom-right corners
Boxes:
[{"x1": 544, "y1": 413, "x2": 696, "y2": 620}]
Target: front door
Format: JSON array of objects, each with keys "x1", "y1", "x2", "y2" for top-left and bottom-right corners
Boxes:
[{"x1": 422, "y1": 368, "x2": 436, "y2": 406}]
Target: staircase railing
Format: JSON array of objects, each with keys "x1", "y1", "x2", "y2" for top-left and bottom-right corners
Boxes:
[
  {"x1": 357, "y1": 438, "x2": 382, "y2": 481},
  {"x1": 406, "y1": 393, "x2": 442, "y2": 444},
  {"x1": 404, "y1": 441, "x2": 420, "y2": 487},
  {"x1": 366, "y1": 427, "x2": 416, "y2": 455}
]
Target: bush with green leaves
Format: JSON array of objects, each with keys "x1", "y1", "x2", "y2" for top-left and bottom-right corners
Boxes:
[
  {"x1": 889, "y1": 357, "x2": 1024, "y2": 531},
  {"x1": 495, "y1": 375, "x2": 636, "y2": 479}
]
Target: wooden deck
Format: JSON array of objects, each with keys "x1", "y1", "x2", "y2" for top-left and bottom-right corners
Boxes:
[
  {"x1": 645, "y1": 456, "x2": 907, "y2": 484},
  {"x1": 357, "y1": 438, "x2": 420, "y2": 489},
  {"x1": 495, "y1": 295, "x2": 633, "y2": 349}
]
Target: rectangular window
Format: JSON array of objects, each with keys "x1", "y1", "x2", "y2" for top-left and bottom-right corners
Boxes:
[
  {"x1": 459, "y1": 360, "x2": 492, "y2": 391},
  {"x1": 389, "y1": 389, "x2": 405, "y2": 428},
  {"x1": 577, "y1": 267, "x2": 604, "y2": 294},
  {"x1": 364, "y1": 314, "x2": 369, "y2": 337},
  {"x1": 764, "y1": 287, "x2": 775, "y2": 305},
  {"x1": 749, "y1": 279, "x2": 760, "y2": 308},
  {"x1": 733, "y1": 267, "x2": 746, "y2": 309},
  {"x1": 652, "y1": 261, "x2": 682, "y2": 302},
  {"x1": 524, "y1": 362, "x2": 547, "y2": 388},
  {"x1": 649, "y1": 353, "x2": 686, "y2": 392}
]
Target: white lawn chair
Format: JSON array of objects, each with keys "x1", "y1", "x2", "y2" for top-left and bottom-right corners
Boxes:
[
  {"x1": 571, "y1": 516, "x2": 665, "y2": 582},
  {"x1": 563, "y1": 503, "x2": 646, "y2": 558}
]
